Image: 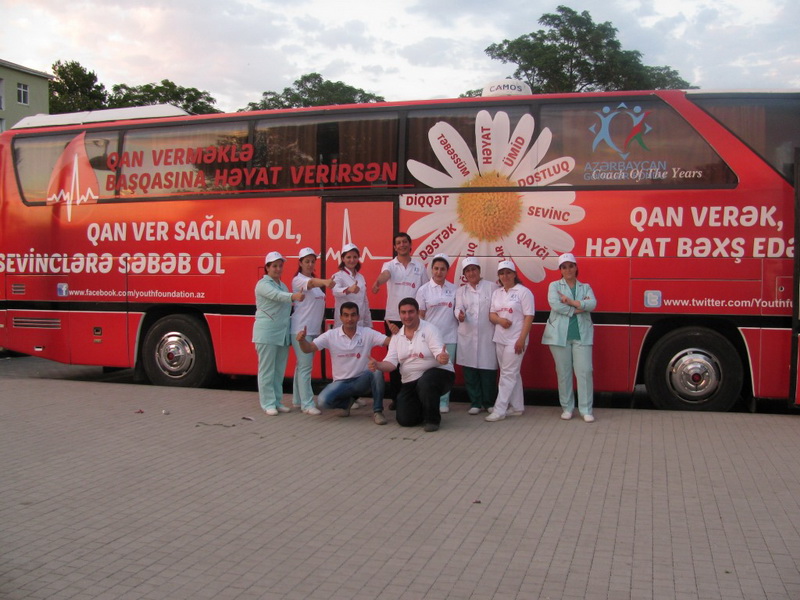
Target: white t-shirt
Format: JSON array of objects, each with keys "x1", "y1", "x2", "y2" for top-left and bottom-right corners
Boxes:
[
  {"x1": 313, "y1": 326, "x2": 387, "y2": 381},
  {"x1": 380, "y1": 257, "x2": 428, "y2": 321},
  {"x1": 383, "y1": 319, "x2": 454, "y2": 383},
  {"x1": 291, "y1": 273, "x2": 326, "y2": 335},
  {"x1": 416, "y1": 280, "x2": 458, "y2": 343},
  {"x1": 491, "y1": 284, "x2": 535, "y2": 346}
]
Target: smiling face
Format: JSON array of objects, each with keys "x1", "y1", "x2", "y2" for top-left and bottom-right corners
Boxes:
[
  {"x1": 266, "y1": 259, "x2": 284, "y2": 279},
  {"x1": 299, "y1": 254, "x2": 316, "y2": 276},
  {"x1": 498, "y1": 268, "x2": 516, "y2": 289},
  {"x1": 393, "y1": 234, "x2": 412, "y2": 258},
  {"x1": 463, "y1": 264, "x2": 481, "y2": 286},
  {"x1": 559, "y1": 261, "x2": 577, "y2": 283},
  {"x1": 342, "y1": 250, "x2": 360, "y2": 270},
  {"x1": 431, "y1": 259, "x2": 449, "y2": 284},
  {"x1": 399, "y1": 302, "x2": 420, "y2": 329}
]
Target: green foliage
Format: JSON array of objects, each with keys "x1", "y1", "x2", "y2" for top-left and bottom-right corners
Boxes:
[
  {"x1": 484, "y1": 5, "x2": 692, "y2": 94},
  {"x1": 241, "y1": 73, "x2": 384, "y2": 111},
  {"x1": 49, "y1": 60, "x2": 108, "y2": 114},
  {"x1": 108, "y1": 80, "x2": 221, "y2": 114}
]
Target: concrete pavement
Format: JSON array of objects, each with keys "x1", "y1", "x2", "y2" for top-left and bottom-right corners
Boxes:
[{"x1": 1, "y1": 355, "x2": 800, "y2": 599}]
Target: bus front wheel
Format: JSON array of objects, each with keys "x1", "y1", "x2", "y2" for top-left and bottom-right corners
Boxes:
[
  {"x1": 644, "y1": 327, "x2": 742, "y2": 411},
  {"x1": 142, "y1": 315, "x2": 217, "y2": 387}
]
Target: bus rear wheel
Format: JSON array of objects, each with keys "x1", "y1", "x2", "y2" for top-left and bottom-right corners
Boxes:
[
  {"x1": 142, "y1": 315, "x2": 217, "y2": 388},
  {"x1": 644, "y1": 327, "x2": 742, "y2": 411}
]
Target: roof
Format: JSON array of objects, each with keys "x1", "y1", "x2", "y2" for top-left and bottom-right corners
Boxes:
[{"x1": 0, "y1": 58, "x2": 54, "y2": 80}]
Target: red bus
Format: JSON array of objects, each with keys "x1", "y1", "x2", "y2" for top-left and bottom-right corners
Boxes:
[{"x1": 1, "y1": 90, "x2": 798, "y2": 411}]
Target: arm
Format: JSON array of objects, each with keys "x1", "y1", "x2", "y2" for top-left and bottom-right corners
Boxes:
[
  {"x1": 514, "y1": 315, "x2": 534, "y2": 354},
  {"x1": 307, "y1": 277, "x2": 335, "y2": 290},
  {"x1": 490, "y1": 312, "x2": 512, "y2": 329},
  {"x1": 371, "y1": 269, "x2": 391, "y2": 294},
  {"x1": 295, "y1": 327, "x2": 319, "y2": 353}
]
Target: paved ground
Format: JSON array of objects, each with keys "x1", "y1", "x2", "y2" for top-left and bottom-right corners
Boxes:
[{"x1": 1, "y1": 355, "x2": 800, "y2": 600}]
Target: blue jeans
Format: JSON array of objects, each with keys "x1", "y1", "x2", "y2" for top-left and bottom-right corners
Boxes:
[{"x1": 318, "y1": 370, "x2": 385, "y2": 412}]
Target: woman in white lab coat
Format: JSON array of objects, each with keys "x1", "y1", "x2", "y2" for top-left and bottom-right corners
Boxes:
[{"x1": 453, "y1": 257, "x2": 499, "y2": 415}]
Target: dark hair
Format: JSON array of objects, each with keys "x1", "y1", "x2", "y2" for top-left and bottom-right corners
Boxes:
[
  {"x1": 338, "y1": 249, "x2": 361, "y2": 272},
  {"x1": 398, "y1": 297, "x2": 419, "y2": 311},
  {"x1": 431, "y1": 256, "x2": 450, "y2": 270},
  {"x1": 339, "y1": 301, "x2": 359, "y2": 315},
  {"x1": 497, "y1": 270, "x2": 521, "y2": 286},
  {"x1": 296, "y1": 254, "x2": 317, "y2": 276}
]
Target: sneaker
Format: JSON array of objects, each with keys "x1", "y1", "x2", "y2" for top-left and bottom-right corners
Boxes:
[
  {"x1": 352, "y1": 399, "x2": 363, "y2": 409},
  {"x1": 276, "y1": 405, "x2": 291, "y2": 413},
  {"x1": 583, "y1": 414, "x2": 595, "y2": 423},
  {"x1": 487, "y1": 407, "x2": 494, "y2": 414},
  {"x1": 468, "y1": 407, "x2": 481, "y2": 415},
  {"x1": 561, "y1": 411, "x2": 573, "y2": 420},
  {"x1": 264, "y1": 408, "x2": 279, "y2": 416},
  {"x1": 373, "y1": 411, "x2": 387, "y2": 425},
  {"x1": 303, "y1": 407, "x2": 321, "y2": 415},
  {"x1": 439, "y1": 405, "x2": 450, "y2": 413},
  {"x1": 485, "y1": 412, "x2": 505, "y2": 422},
  {"x1": 423, "y1": 423, "x2": 439, "y2": 432},
  {"x1": 506, "y1": 409, "x2": 524, "y2": 417}
]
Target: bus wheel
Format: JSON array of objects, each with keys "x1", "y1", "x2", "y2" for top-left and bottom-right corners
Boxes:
[
  {"x1": 644, "y1": 327, "x2": 742, "y2": 411},
  {"x1": 142, "y1": 315, "x2": 217, "y2": 387}
]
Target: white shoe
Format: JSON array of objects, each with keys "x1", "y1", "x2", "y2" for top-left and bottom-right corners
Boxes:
[
  {"x1": 352, "y1": 399, "x2": 363, "y2": 408},
  {"x1": 506, "y1": 409, "x2": 524, "y2": 417},
  {"x1": 561, "y1": 411, "x2": 573, "y2": 420},
  {"x1": 264, "y1": 408, "x2": 279, "y2": 416},
  {"x1": 487, "y1": 407, "x2": 494, "y2": 414},
  {"x1": 439, "y1": 405, "x2": 450, "y2": 413},
  {"x1": 485, "y1": 412, "x2": 505, "y2": 422},
  {"x1": 468, "y1": 407, "x2": 481, "y2": 415},
  {"x1": 583, "y1": 414, "x2": 595, "y2": 423},
  {"x1": 276, "y1": 405, "x2": 291, "y2": 413},
  {"x1": 303, "y1": 407, "x2": 321, "y2": 415}
]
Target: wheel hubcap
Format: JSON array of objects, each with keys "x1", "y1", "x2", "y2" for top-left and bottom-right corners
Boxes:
[
  {"x1": 666, "y1": 348, "x2": 720, "y2": 402},
  {"x1": 154, "y1": 331, "x2": 195, "y2": 378}
]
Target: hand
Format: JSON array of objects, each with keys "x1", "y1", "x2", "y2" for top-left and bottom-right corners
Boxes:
[
  {"x1": 499, "y1": 318, "x2": 512, "y2": 329},
  {"x1": 457, "y1": 310, "x2": 465, "y2": 323},
  {"x1": 295, "y1": 326, "x2": 307, "y2": 342},
  {"x1": 347, "y1": 283, "x2": 360, "y2": 294},
  {"x1": 368, "y1": 357, "x2": 377, "y2": 372},
  {"x1": 324, "y1": 278, "x2": 335, "y2": 289},
  {"x1": 292, "y1": 291, "x2": 305, "y2": 302},
  {"x1": 437, "y1": 351, "x2": 450, "y2": 365},
  {"x1": 514, "y1": 339, "x2": 525, "y2": 354},
  {"x1": 371, "y1": 282, "x2": 380, "y2": 294},
  {"x1": 386, "y1": 321, "x2": 399, "y2": 335}
]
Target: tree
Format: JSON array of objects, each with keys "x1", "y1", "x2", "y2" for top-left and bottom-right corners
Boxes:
[
  {"x1": 49, "y1": 60, "x2": 108, "y2": 114},
  {"x1": 241, "y1": 73, "x2": 384, "y2": 111},
  {"x1": 108, "y1": 80, "x2": 220, "y2": 114},
  {"x1": 484, "y1": 6, "x2": 691, "y2": 94}
]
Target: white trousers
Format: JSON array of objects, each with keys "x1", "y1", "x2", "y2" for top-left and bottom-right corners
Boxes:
[{"x1": 493, "y1": 342, "x2": 526, "y2": 417}]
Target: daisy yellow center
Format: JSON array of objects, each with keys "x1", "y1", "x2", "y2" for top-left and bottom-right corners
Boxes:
[{"x1": 457, "y1": 171, "x2": 522, "y2": 241}]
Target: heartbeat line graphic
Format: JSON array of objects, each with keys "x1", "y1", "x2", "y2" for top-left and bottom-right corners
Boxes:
[
  {"x1": 288, "y1": 207, "x2": 394, "y2": 262},
  {"x1": 46, "y1": 154, "x2": 99, "y2": 222}
]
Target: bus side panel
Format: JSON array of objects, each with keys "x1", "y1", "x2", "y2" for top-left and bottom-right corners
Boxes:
[
  {"x1": 758, "y1": 328, "x2": 791, "y2": 398},
  {"x1": 5, "y1": 275, "x2": 71, "y2": 362},
  {"x1": 67, "y1": 269, "x2": 130, "y2": 367}
]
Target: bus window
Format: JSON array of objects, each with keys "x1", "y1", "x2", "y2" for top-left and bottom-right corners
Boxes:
[
  {"x1": 540, "y1": 98, "x2": 737, "y2": 187},
  {"x1": 253, "y1": 113, "x2": 398, "y2": 191},
  {"x1": 116, "y1": 121, "x2": 250, "y2": 198},
  {"x1": 14, "y1": 131, "x2": 119, "y2": 204},
  {"x1": 690, "y1": 95, "x2": 800, "y2": 181}
]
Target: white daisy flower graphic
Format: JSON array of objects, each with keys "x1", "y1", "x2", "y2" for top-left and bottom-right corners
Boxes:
[{"x1": 404, "y1": 110, "x2": 584, "y2": 282}]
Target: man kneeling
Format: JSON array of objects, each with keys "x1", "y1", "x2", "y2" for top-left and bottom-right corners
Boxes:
[
  {"x1": 369, "y1": 297, "x2": 454, "y2": 432},
  {"x1": 296, "y1": 302, "x2": 391, "y2": 425}
]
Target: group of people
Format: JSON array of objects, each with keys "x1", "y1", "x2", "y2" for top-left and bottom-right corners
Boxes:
[{"x1": 252, "y1": 232, "x2": 597, "y2": 432}]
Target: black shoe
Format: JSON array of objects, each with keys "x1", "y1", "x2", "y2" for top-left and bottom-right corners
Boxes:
[
  {"x1": 388, "y1": 400, "x2": 396, "y2": 411},
  {"x1": 423, "y1": 423, "x2": 439, "y2": 432}
]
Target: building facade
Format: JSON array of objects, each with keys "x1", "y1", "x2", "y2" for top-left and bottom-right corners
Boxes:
[{"x1": 0, "y1": 59, "x2": 53, "y2": 131}]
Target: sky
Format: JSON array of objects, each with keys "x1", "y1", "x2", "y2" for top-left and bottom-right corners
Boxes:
[{"x1": 2, "y1": 0, "x2": 799, "y2": 113}]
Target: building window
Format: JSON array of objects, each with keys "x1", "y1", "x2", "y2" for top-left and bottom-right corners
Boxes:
[{"x1": 17, "y1": 83, "x2": 29, "y2": 105}]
